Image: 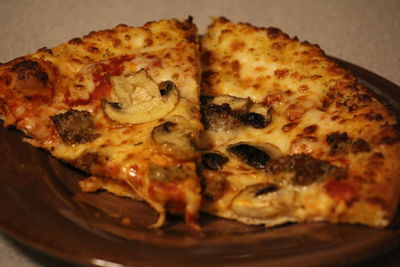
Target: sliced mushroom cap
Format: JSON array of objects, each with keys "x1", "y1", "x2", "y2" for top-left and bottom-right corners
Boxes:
[
  {"x1": 103, "y1": 69, "x2": 179, "y2": 124},
  {"x1": 202, "y1": 95, "x2": 272, "y2": 130},
  {"x1": 231, "y1": 183, "x2": 294, "y2": 219},
  {"x1": 240, "y1": 103, "x2": 272, "y2": 129},
  {"x1": 205, "y1": 95, "x2": 252, "y2": 112},
  {"x1": 201, "y1": 151, "x2": 229, "y2": 171},
  {"x1": 227, "y1": 142, "x2": 282, "y2": 169},
  {"x1": 151, "y1": 116, "x2": 198, "y2": 160}
]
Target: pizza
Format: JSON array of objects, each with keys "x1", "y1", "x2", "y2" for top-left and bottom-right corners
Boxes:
[
  {"x1": 199, "y1": 17, "x2": 400, "y2": 228},
  {"x1": 0, "y1": 17, "x2": 203, "y2": 229},
  {"x1": 0, "y1": 16, "x2": 399, "y2": 230}
]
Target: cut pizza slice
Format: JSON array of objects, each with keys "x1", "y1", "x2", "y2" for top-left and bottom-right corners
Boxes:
[
  {"x1": 200, "y1": 17, "x2": 400, "y2": 228},
  {"x1": 0, "y1": 17, "x2": 202, "y2": 228}
]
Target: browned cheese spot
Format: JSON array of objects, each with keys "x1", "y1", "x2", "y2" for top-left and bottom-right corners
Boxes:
[
  {"x1": 311, "y1": 75, "x2": 322, "y2": 80},
  {"x1": 378, "y1": 124, "x2": 400, "y2": 145},
  {"x1": 145, "y1": 38, "x2": 153, "y2": 46},
  {"x1": 37, "y1": 47, "x2": 53, "y2": 54},
  {"x1": 230, "y1": 40, "x2": 245, "y2": 51},
  {"x1": 232, "y1": 60, "x2": 240, "y2": 78},
  {"x1": 68, "y1": 37, "x2": 83, "y2": 45},
  {"x1": 299, "y1": 85, "x2": 309, "y2": 92},
  {"x1": 326, "y1": 132, "x2": 352, "y2": 155},
  {"x1": 87, "y1": 46, "x2": 100, "y2": 54},
  {"x1": 303, "y1": 124, "x2": 318, "y2": 134},
  {"x1": 11, "y1": 60, "x2": 48, "y2": 84},
  {"x1": 351, "y1": 138, "x2": 371, "y2": 153},
  {"x1": 274, "y1": 69, "x2": 289, "y2": 79},
  {"x1": 271, "y1": 42, "x2": 281, "y2": 50},
  {"x1": 112, "y1": 38, "x2": 121, "y2": 48},
  {"x1": 365, "y1": 112, "x2": 383, "y2": 121},
  {"x1": 266, "y1": 27, "x2": 281, "y2": 39},
  {"x1": 282, "y1": 122, "x2": 298, "y2": 132}
]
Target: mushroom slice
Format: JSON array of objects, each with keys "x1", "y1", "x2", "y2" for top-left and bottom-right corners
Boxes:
[
  {"x1": 240, "y1": 103, "x2": 272, "y2": 129},
  {"x1": 201, "y1": 151, "x2": 229, "y2": 171},
  {"x1": 231, "y1": 183, "x2": 295, "y2": 219},
  {"x1": 227, "y1": 142, "x2": 282, "y2": 169},
  {"x1": 202, "y1": 95, "x2": 272, "y2": 129},
  {"x1": 103, "y1": 69, "x2": 179, "y2": 124},
  {"x1": 151, "y1": 116, "x2": 198, "y2": 160},
  {"x1": 203, "y1": 95, "x2": 252, "y2": 112}
]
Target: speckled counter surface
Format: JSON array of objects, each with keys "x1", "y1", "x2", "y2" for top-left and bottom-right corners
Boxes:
[{"x1": 0, "y1": 0, "x2": 399, "y2": 266}]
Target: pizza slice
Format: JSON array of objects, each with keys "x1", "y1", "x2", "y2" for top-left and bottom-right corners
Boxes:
[
  {"x1": 0, "y1": 17, "x2": 202, "y2": 228},
  {"x1": 199, "y1": 17, "x2": 400, "y2": 228}
]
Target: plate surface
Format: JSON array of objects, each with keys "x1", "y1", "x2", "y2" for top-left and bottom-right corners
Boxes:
[{"x1": 0, "y1": 59, "x2": 399, "y2": 267}]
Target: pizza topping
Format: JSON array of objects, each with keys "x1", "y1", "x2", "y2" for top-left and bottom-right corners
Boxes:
[
  {"x1": 11, "y1": 60, "x2": 48, "y2": 85},
  {"x1": 227, "y1": 142, "x2": 281, "y2": 169},
  {"x1": 351, "y1": 138, "x2": 371, "y2": 153},
  {"x1": 158, "y1": 80, "x2": 177, "y2": 96},
  {"x1": 201, "y1": 103, "x2": 239, "y2": 131},
  {"x1": 254, "y1": 184, "x2": 279, "y2": 196},
  {"x1": 240, "y1": 103, "x2": 272, "y2": 129},
  {"x1": 326, "y1": 132, "x2": 352, "y2": 155},
  {"x1": 228, "y1": 143, "x2": 269, "y2": 169},
  {"x1": 365, "y1": 112, "x2": 383, "y2": 121},
  {"x1": 378, "y1": 124, "x2": 400, "y2": 145},
  {"x1": 201, "y1": 151, "x2": 229, "y2": 170},
  {"x1": 50, "y1": 109, "x2": 99, "y2": 144},
  {"x1": 103, "y1": 69, "x2": 179, "y2": 124},
  {"x1": 327, "y1": 132, "x2": 373, "y2": 155},
  {"x1": 9, "y1": 60, "x2": 53, "y2": 103},
  {"x1": 231, "y1": 183, "x2": 294, "y2": 219},
  {"x1": 151, "y1": 116, "x2": 197, "y2": 160},
  {"x1": 265, "y1": 154, "x2": 346, "y2": 186},
  {"x1": 240, "y1": 112, "x2": 268, "y2": 129},
  {"x1": 201, "y1": 95, "x2": 272, "y2": 130},
  {"x1": 148, "y1": 164, "x2": 191, "y2": 182},
  {"x1": 303, "y1": 125, "x2": 318, "y2": 134},
  {"x1": 206, "y1": 95, "x2": 252, "y2": 112},
  {"x1": 326, "y1": 132, "x2": 351, "y2": 145}
]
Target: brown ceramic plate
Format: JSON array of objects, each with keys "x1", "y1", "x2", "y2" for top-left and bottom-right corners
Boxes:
[{"x1": 0, "y1": 59, "x2": 400, "y2": 267}]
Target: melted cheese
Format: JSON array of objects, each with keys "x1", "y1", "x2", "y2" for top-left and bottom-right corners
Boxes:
[
  {"x1": 0, "y1": 18, "x2": 202, "y2": 228},
  {"x1": 200, "y1": 17, "x2": 400, "y2": 228}
]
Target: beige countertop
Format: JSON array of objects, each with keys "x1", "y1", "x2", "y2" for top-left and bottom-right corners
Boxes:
[{"x1": 0, "y1": 0, "x2": 399, "y2": 266}]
